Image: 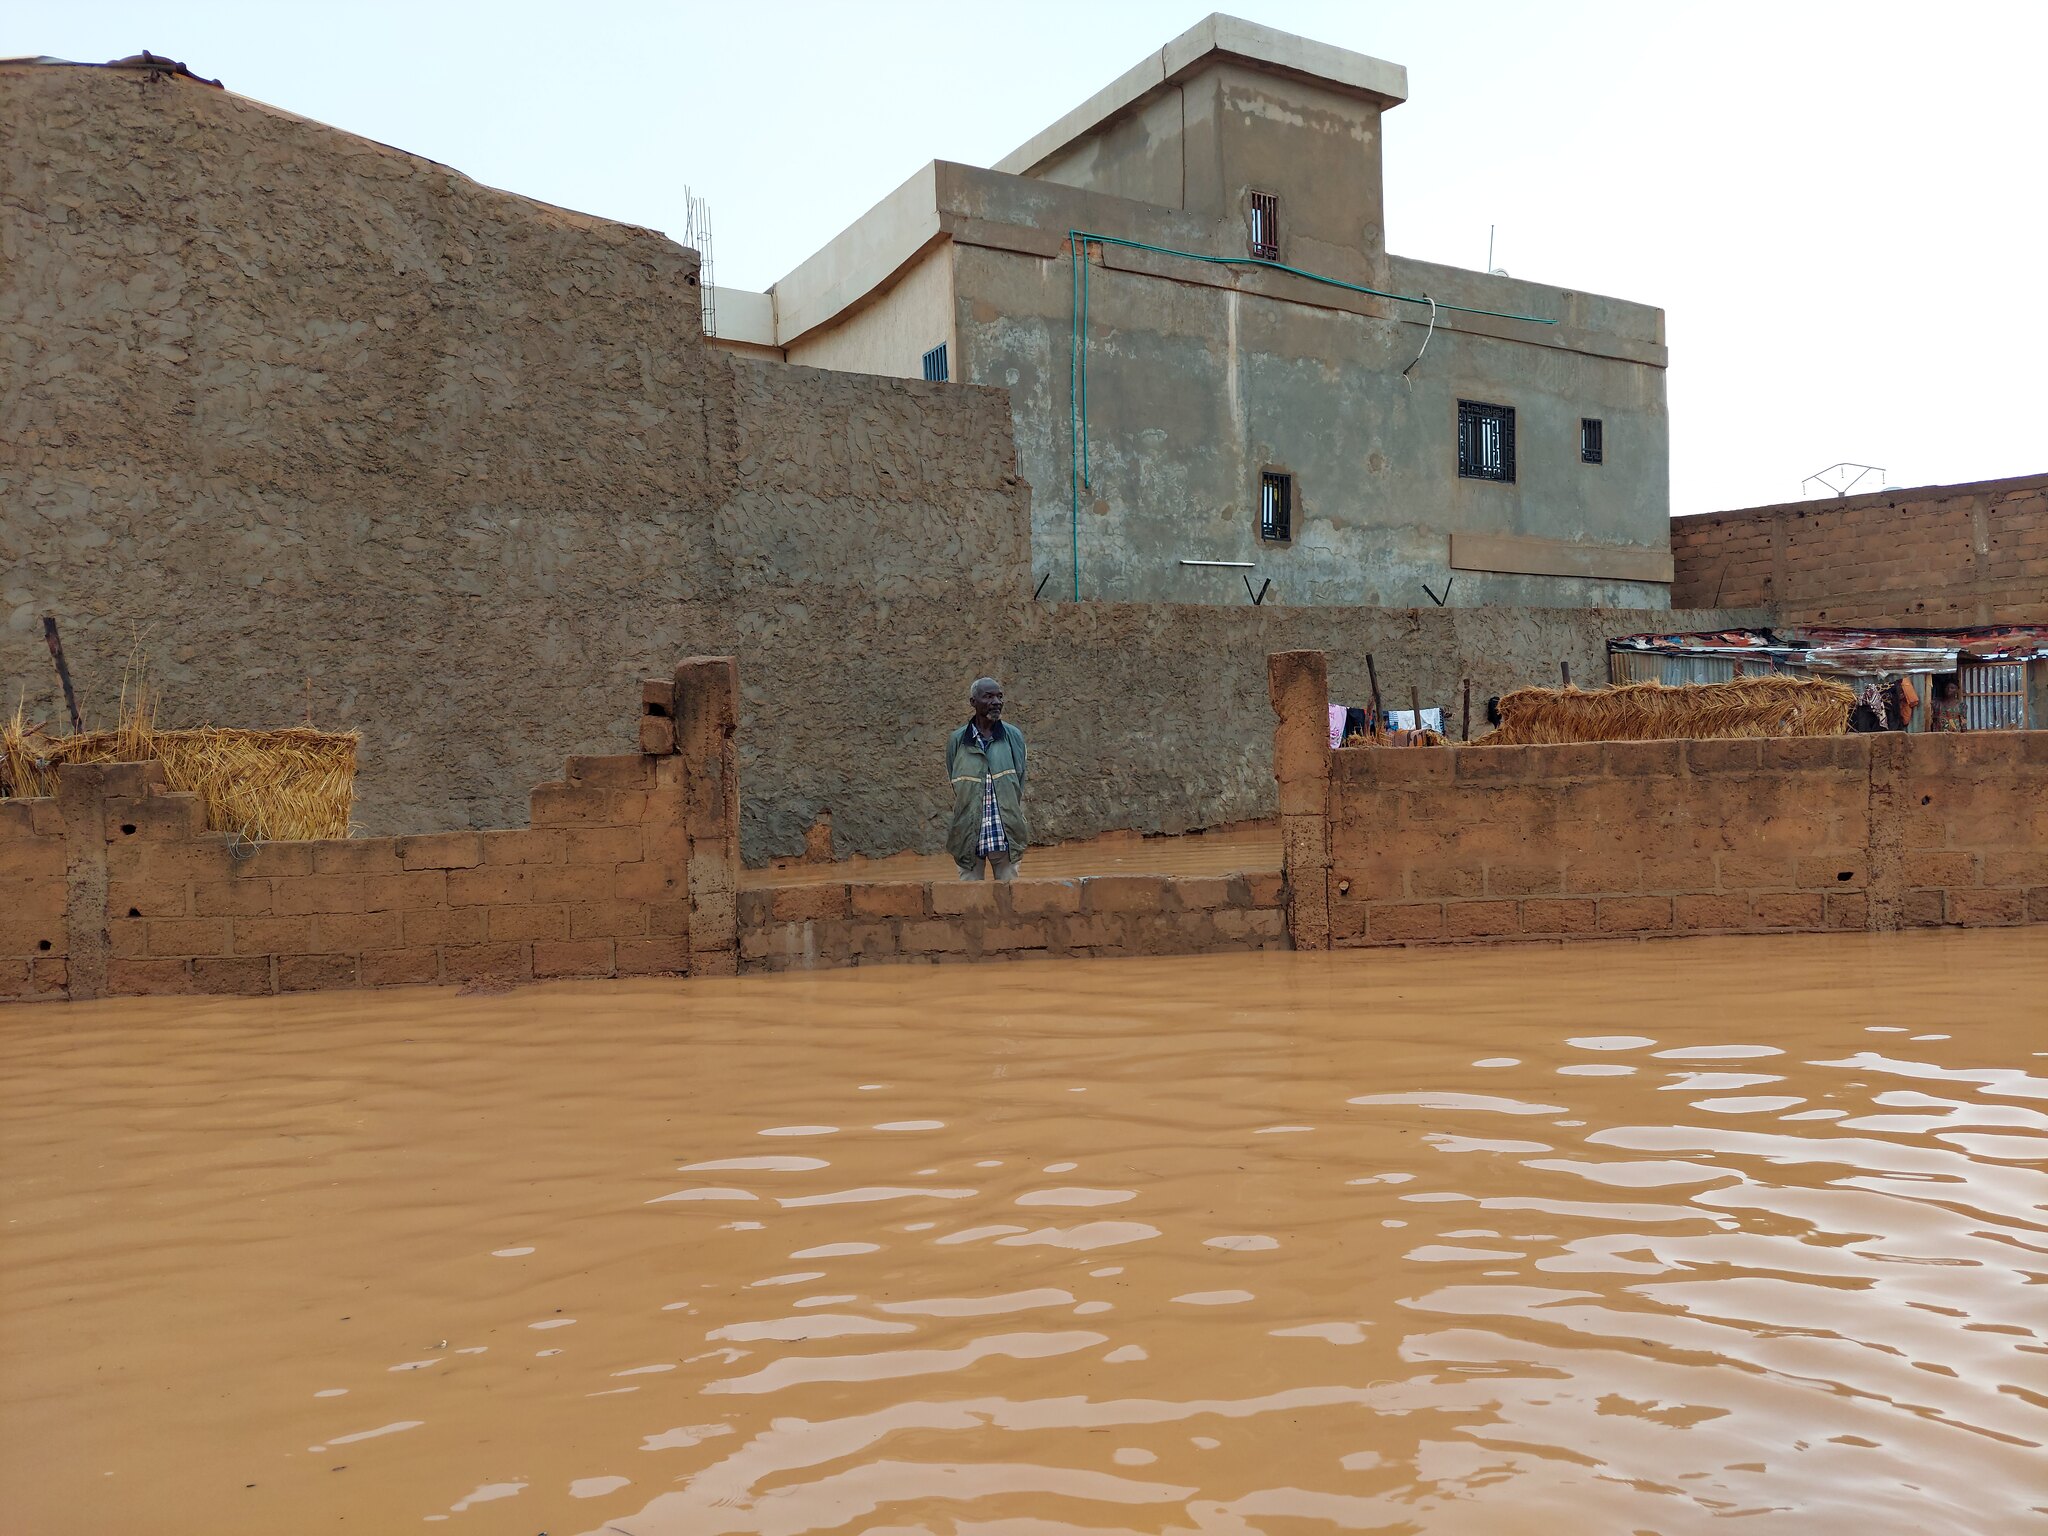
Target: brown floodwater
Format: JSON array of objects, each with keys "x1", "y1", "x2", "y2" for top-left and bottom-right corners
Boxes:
[{"x1": 3, "y1": 931, "x2": 2044, "y2": 1535}]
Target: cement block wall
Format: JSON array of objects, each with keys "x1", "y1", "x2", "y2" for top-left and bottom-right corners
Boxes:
[
  {"x1": 0, "y1": 662, "x2": 743, "y2": 1003},
  {"x1": 1268, "y1": 650, "x2": 2048, "y2": 948},
  {"x1": 1669, "y1": 473, "x2": 2048, "y2": 623},
  {"x1": 738, "y1": 871, "x2": 1286, "y2": 973}
]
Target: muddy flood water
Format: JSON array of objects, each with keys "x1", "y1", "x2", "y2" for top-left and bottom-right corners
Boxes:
[{"x1": 3, "y1": 931, "x2": 2044, "y2": 1535}]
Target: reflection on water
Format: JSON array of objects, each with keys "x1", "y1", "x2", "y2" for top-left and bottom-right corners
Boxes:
[{"x1": 1, "y1": 930, "x2": 2044, "y2": 1534}]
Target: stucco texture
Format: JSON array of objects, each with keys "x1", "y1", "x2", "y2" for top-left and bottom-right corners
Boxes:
[{"x1": 0, "y1": 65, "x2": 1026, "y2": 854}]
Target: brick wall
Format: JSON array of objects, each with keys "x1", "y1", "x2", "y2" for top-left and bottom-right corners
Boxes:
[
  {"x1": 1669, "y1": 473, "x2": 2048, "y2": 623},
  {"x1": 0, "y1": 796, "x2": 68, "y2": 999},
  {"x1": 737, "y1": 872, "x2": 1286, "y2": 972},
  {"x1": 0, "y1": 660, "x2": 742, "y2": 1003},
  {"x1": 1270, "y1": 651, "x2": 2048, "y2": 948}
]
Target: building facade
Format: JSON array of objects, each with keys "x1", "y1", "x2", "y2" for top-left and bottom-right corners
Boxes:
[{"x1": 715, "y1": 14, "x2": 1674, "y2": 607}]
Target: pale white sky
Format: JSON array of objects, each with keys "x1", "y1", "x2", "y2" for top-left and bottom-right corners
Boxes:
[{"x1": 8, "y1": 0, "x2": 2045, "y2": 516}]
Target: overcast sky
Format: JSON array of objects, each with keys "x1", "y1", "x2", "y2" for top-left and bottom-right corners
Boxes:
[{"x1": 8, "y1": 0, "x2": 2044, "y2": 516}]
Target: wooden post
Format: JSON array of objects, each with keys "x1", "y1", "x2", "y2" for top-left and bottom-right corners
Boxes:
[
  {"x1": 1364, "y1": 653, "x2": 1383, "y2": 732},
  {"x1": 42, "y1": 616, "x2": 83, "y2": 735},
  {"x1": 1560, "y1": 660, "x2": 1571, "y2": 688},
  {"x1": 1461, "y1": 679, "x2": 1471, "y2": 741},
  {"x1": 1409, "y1": 685, "x2": 1420, "y2": 728}
]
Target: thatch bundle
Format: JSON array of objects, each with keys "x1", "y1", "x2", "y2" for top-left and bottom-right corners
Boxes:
[
  {"x1": 2, "y1": 715, "x2": 357, "y2": 841},
  {"x1": 1480, "y1": 675, "x2": 1854, "y2": 746}
]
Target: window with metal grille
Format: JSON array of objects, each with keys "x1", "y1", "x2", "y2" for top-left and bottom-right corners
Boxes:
[
  {"x1": 1457, "y1": 400, "x2": 1516, "y2": 482},
  {"x1": 1960, "y1": 660, "x2": 2028, "y2": 730},
  {"x1": 1248, "y1": 191, "x2": 1280, "y2": 261},
  {"x1": 1260, "y1": 471, "x2": 1292, "y2": 541},
  {"x1": 921, "y1": 343, "x2": 948, "y2": 382},
  {"x1": 1581, "y1": 417, "x2": 1604, "y2": 464}
]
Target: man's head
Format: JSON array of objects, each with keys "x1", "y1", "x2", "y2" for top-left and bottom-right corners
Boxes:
[{"x1": 969, "y1": 677, "x2": 1004, "y2": 730}]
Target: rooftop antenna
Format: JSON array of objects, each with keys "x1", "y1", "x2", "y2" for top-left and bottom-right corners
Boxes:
[
  {"x1": 1800, "y1": 462, "x2": 1886, "y2": 499},
  {"x1": 683, "y1": 185, "x2": 716, "y2": 338}
]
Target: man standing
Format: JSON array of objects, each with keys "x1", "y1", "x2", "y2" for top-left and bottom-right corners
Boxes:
[{"x1": 947, "y1": 676, "x2": 1028, "y2": 881}]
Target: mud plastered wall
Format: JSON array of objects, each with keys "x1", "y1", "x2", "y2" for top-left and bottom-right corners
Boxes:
[
  {"x1": 1, "y1": 65, "x2": 1027, "y2": 854},
  {"x1": 1669, "y1": 474, "x2": 2048, "y2": 625}
]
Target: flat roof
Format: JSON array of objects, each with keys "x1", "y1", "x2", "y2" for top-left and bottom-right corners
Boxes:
[{"x1": 994, "y1": 12, "x2": 1407, "y2": 178}]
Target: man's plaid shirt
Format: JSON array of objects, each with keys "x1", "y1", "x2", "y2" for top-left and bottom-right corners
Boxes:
[{"x1": 967, "y1": 722, "x2": 1010, "y2": 859}]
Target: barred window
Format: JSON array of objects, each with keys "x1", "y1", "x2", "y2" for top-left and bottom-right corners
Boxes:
[
  {"x1": 1260, "y1": 471, "x2": 1292, "y2": 542},
  {"x1": 1248, "y1": 191, "x2": 1280, "y2": 261},
  {"x1": 921, "y1": 343, "x2": 948, "y2": 382},
  {"x1": 1457, "y1": 400, "x2": 1516, "y2": 482},
  {"x1": 1581, "y1": 417, "x2": 1604, "y2": 464}
]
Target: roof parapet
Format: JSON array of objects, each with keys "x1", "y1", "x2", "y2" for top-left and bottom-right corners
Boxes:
[{"x1": 994, "y1": 12, "x2": 1407, "y2": 178}]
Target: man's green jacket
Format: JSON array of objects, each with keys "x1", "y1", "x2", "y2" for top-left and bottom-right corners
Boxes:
[{"x1": 945, "y1": 721, "x2": 1029, "y2": 863}]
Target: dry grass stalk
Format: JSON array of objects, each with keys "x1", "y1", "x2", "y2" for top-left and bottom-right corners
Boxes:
[
  {"x1": 1, "y1": 695, "x2": 356, "y2": 843},
  {"x1": 1480, "y1": 675, "x2": 1854, "y2": 746}
]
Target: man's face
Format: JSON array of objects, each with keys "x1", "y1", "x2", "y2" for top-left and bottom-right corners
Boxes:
[{"x1": 971, "y1": 682, "x2": 1004, "y2": 724}]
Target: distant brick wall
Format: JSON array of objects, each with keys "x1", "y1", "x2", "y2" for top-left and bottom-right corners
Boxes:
[
  {"x1": 0, "y1": 661, "x2": 742, "y2": 1002},
  {"x1": 1270, "y1": 651, "x2": 2048, "y2": 948},
  {"x1": 737, "y1": 872, "x2": 1286, "y2": 972},
  {"x1": 1669, "y1": 473, "x2": 2048, "y2": 624}
]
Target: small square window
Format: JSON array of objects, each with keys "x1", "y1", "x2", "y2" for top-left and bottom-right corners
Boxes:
[
  {"x1": 1260, "y1": 470, "x2": 1292, "y2": 541},
  {"x1": 921, "y1": 343, "x2": 948, "y2": 382},
  {"x1": 1581, "y1": 417, "x2": 1604, "y2": 464},
  {"x1": 1248, "y1": 191, "x2": 1280, "y2": 262},
  {"x1": 1457, "y1": 400, "x2": 1516, "y2": 482}
]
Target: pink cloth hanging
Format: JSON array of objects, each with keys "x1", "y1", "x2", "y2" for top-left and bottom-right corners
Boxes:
[{"x1": 1328, "y1": 703, "x2": 1347, "y2": 749}]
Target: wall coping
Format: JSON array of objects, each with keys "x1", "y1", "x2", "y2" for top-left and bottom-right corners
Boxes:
[{"x1": 1675, "y1": 471, "x2": 2048, "y2": 527}]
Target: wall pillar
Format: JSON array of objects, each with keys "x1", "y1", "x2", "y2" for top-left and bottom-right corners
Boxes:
[
  {"x1": 675, "y1": 656, "x2": 741, "y2": 975},
  {"x1": 1267, "y1": 649, "x2": 1332, "y2": 950},
  {"x1": 1865, "y1": 734, "x2": 1907, "y2": 931},
  {"x1": 54, "y1": 763, "x2": 114, "y2": 1001}
]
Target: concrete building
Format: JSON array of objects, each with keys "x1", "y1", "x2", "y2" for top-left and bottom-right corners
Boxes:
[{"x1": 715, "y1": 14, "x2": 1673, "y2": 608}]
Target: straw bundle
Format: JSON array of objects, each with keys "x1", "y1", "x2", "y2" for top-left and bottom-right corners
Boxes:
[
  {"x1": 1480, "y1": 675, "x2": 1854, "y2": 746},
  {"x1": 2, "y1": 710, "x2": 357, "y2": 841}
]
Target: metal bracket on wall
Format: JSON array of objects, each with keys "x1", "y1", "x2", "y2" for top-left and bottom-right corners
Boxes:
[
  {"x1": 1244, "y1": 575, "x2": 1272, "y2": 606},
  {"x1": 1422, "y1": 576, "x2": 1454, "y2": 607}
]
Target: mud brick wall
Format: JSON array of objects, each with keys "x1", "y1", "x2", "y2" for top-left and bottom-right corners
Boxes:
[
  {"x1": 1892, "y1": 732, "x2": 2048, "y2": 927},
  {"x1": 737, "y1": 872, "x2": 1287, "y2": 973},
  {"x1": 0, "y1": 662, "x2": 744, "y2": 1003},
  {"x1": 1271, "y1": 650, "x2": 2048, "y2": 948},
  {"x1": 1669, "y1": 473, "x2": 2048, "y2": 624},
  {"x1": 0, "y1": 797, "x2": 69, "y2": 999}
]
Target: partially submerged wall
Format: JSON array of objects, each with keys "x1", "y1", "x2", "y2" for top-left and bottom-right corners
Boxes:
[
  {"x1": 1669, "y1": 473, "x2": 2048, "y2": 624},
  {"x1": 0, "y1": 662, "x2": 742, "y2": 1003},
  {"x1": 738, "y1": 871, "x2": 1285, "y2": 973},
  {"x1": 1269, "y1": 650, "x2": 2048, "y2": 948},
  {"x1": 3, "y1": 656, "x2": 1288, "y2": 1003}
]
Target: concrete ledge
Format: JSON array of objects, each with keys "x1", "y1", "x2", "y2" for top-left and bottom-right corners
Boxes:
[{"x1": 1450, "y1": 532, "x2": 1674, "y2": 585}]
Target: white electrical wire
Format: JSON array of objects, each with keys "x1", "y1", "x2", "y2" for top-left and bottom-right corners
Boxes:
[{"x1": 1401, "y1": 295, "x2": 1437, "y2": 382}]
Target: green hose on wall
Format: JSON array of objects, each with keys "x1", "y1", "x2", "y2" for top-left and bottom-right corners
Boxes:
[{"x1": 1063, "y1": 230, "x2": 1558, "y2": 603}]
